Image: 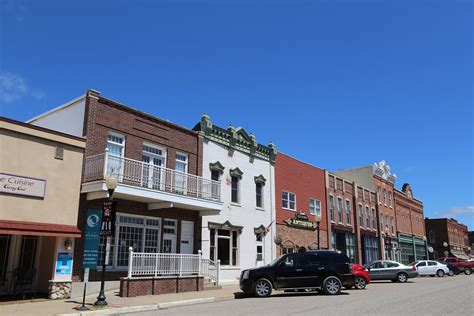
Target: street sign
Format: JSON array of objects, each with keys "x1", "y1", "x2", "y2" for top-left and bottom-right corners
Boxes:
[
  {"x1": 100, "y1": 199, "x2": 116, "y2": 236},
  {"x1": 83, "y1": 209, "x2": 102, "y2": 269},
  {"x1": 428, "y1": 246, "x2": 434, "y2": 253}
]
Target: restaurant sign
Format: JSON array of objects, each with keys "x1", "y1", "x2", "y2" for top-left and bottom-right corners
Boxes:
[
  {"x1": 0, "y1": 173, "x2": 46, "y2": 198},
  {"x1": 285, "y1": 213, "x2": 316, "y2": 229}
]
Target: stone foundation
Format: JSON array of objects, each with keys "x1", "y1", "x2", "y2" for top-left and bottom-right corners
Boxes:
[
  {"x1": 120, "y1": 276, "x2": 204, "y2": 297},
  {"x1": 49, "y1": 281, "x2": 72, "y2": 299}
]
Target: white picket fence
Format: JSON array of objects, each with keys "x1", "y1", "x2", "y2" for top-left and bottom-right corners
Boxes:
[{"x1": 127, "y1": 248, "x2": 221, "y2": 285}]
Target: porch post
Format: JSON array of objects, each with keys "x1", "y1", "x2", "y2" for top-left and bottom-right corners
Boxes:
[
  {"x1": 103, "y1": 148, "x2": 109, "y2": 178},
  {"x1": 216, "y1": 259, "x2": 221, "y2": 286},
  {"x1": 127, "y1": 247, "x2": 133, "y2": 278},
  {"x1": 198, "y1": 250, "x2": 202, "y2": 276}
]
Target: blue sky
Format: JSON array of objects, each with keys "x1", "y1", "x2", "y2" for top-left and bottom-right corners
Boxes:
[{"x1": 1, "y1": 0, "x2": 472, "y2": 228}]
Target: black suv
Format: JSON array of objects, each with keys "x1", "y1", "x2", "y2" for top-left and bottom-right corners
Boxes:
[{"x1": 240, "y1": 250, "x2": 354, "y2": 297}]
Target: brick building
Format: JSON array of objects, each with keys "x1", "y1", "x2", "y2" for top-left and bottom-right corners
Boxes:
[
  {"x1": 274, "y1": 153, "x2": 328, "y2": 256},
  {"x1": 394, "y1": 184, "x2": 427, "y2": 264},
  {"x1": 425, "y1": 218, "x2": 470, "y2": 260},
  {"x1": 28, "y1": 89, "x2": 223, "y2": 283},
  {"x1": 326, "y1": 172, "x2": 378, "y2": 264}
]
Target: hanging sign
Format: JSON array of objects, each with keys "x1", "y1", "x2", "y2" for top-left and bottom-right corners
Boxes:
[
  {"x1": 83, "y1": 209, "x2": 102, "y2": 269},
  {"x1": 100, "y1": 199, "x2": 116, "y2": 236},
  {"x1": 285, "y1": 215, "x2": 316, "y2": 229}
]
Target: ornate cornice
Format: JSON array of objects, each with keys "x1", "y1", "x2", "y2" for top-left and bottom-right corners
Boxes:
[
  {"x1": 194, "y1": 114, "x2": 277, "y2": 164},
  {"x1": 229, "y1": 167, "x2": 243, "y2": 179},
  {"x1": 373, "y1": 160, "x2": 397, "y2": 184},
  {"x1": 209, "y1": 161, "x2": 225, "y2": 175},
  {"x1": 254, "y1": 174, "x2": 267, "y2": 185}
]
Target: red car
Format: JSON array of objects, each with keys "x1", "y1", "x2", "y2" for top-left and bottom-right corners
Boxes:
[{"x1": 345, "y1": 264, "x2": 370, "y2": 289}]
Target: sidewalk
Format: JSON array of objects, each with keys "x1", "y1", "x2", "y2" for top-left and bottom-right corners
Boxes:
[{"x1": 0, "y1": 284, "x2": 241, "y2": 315}]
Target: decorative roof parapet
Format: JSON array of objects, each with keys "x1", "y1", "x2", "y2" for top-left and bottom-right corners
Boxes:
[
  {"x1": 194, "y1": 114, "x2": 276, "y2": 164},
  {"x1": 372, "y1": 160, "x2": 397, "y2": 184}
]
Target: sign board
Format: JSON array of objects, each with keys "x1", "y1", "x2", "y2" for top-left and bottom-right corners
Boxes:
[
  {"x1": 0, "y1": 173, "x2": 46, "y2": 198},
  {"x1": 285, "y1": 217, "x2": 316, "y2": 229},
  {"x1": 296, "y1": 212, "x2": 309, "y2": 221},
  {"x1": 55, "y1": 252, "x2": 73, "y2": 276},
  {"x1": 428, "y1": 246, "x2": 434, "y2": 253},
  {"x1": 83, "y1": 209, "x2": 102, "y2": 269},
  {"x1": 100, "y1": 199, "x2": 116, "y2": 236}
]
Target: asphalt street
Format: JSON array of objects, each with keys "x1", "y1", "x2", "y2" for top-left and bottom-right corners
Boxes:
[{"x1": 122, "y1": 274, "x2": 474, "y2": 316}]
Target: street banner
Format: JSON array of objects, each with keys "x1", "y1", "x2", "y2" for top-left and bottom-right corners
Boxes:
[
  {"x1": 100, "y1": 199, "x2": 116, "y2": 236},
  {"x1": 83, "y1": 209, "x2": 102, "y2": 269}
]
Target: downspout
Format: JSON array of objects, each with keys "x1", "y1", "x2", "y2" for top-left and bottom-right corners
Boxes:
[{"x1": 269, "y1": 160, "x2": 275, "y2": 261}]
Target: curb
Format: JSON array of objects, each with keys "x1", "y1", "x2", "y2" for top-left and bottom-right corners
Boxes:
[{"x1": 57, "y1": 297, "x2": 217, "y2": 316}]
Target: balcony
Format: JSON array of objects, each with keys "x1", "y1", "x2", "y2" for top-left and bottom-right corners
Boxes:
[{"x1": 82, "y1": 150, "x2": 222, "y2": 213}]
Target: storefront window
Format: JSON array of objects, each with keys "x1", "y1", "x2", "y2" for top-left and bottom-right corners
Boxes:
[
  {"x1": 209, "y1": 228, "x2": 239, "y2": 266},
  {"x1": 0, "y1": 234, "x2": 11, "y2": 285},
  {"x1": 346, "y1": 234, "x2": 355, "y2": 262}
]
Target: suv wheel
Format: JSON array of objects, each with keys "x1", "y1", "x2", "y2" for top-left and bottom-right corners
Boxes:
[
  {"x1": 322, "y1": 276, "x2": 342, "y2": 295},
  {"x1": 354, "y1": 277, "x2": 367, "y2": 290},
  {"x1": 254, "y1": 279, "x2": 272, "y2": 298},
  {"x1": 436, "y1": 270, "x2": 445, "y2": 277},
  {"x1": 464, "y1": 268, "x2": 472, "y2": 275},
  {"x1": 397, "y1": 272, "x2": 408, "y2": 283}
]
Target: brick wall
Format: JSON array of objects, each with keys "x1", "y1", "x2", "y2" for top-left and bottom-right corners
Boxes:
[
  {"x1": 275, "y1": 153, "x2": 328, "y2": 251},
  {"x1": 394, "y1": 188, "x2": 425, "y2": 238},
  {"x1": 84, "y1": 93, "x2": 201, "y2": 175},
  {"x1": 276, "y1": 224, "x2": 328, "y2": 256},
  {"x1": 119, "y1": 276, "x2": 204, "y2": 297}
]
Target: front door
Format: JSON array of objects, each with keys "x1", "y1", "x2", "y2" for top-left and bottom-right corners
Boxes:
[
  {"x1": 142, "y1": 155, "x2": 165, "y2": 189},
  {"x1": 162, "y1": 235, "x2": 176, "y2": 253},
  {"x1": 180, "y1": 221, "x2": 194, "y2": 254},
  {"x1": 275, "y1": 253, "x2": 304, "y2": 288}
]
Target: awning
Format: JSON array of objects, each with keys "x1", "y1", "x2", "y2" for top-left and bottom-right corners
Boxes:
[
  {"x1": 451, "y1": 250, "x2": 470, "y2": 261},
  {"x1": 0, "y1": 220, "x2": 81, "y2": 238}
]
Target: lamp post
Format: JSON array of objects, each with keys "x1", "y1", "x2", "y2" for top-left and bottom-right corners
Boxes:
[
  {"x1": 385, "y1": 226, "x2": 391, "y2": 260},
  {"x1": 95, "y1": 173, "x2": 118, "y2": 307},
  {"x1": 443, "y1": 242, "x2": 449, "y2": 258},
  {"x1": 315, "y1": 214, "x2": 321, "y2": 250},
  {"x1": 422, "y1": 236, "x2": 428, "y2": 260}
]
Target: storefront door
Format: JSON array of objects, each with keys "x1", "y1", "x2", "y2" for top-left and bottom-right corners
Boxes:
[
  {"x1": 180, "y1": 221, "x2": 194, "y2": 254},
  {"x1": 162, "y1": 235, "x2": 176, "y2": 253}
]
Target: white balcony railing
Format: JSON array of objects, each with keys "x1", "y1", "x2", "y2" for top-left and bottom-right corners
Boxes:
[
  {"x1": 83, "y1": 149, "x2": 221, "y2": 202},
  {"x1": 127, "y1": 248, "x2": 220, "y2": 285}
]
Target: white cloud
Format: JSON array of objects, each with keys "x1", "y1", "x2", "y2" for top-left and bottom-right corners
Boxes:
[
  {"x1": 0, "y1": 72, "x2": 45, "y2": 104},
  {"x1": 435, "y1": 206, "x2": 474, "y2": 219}
]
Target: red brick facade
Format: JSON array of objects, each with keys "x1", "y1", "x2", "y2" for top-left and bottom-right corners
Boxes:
[
  {"x1": 394, "y1": 185, "x2": 424, "y2": 238},
  {"x1": 275, "y1": 153, "x2": 328, "y2": 255},
  {"x1": 425, "y1": 218, "x2": 469, "y2": 259}
]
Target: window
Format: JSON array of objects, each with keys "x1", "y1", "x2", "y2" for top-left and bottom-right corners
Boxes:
[
  {"x1": 142, "y1": 143, "x2": 166, "y2": 188},
  {"x1": 365, "y1": 206, "x2": 370, "y2": 227},
  {"x1": 107, "y1": 132, "x2": 125, "y2": 174},
  {"x1": 390, "y1": 216, "x2": 394, "y2": 234},
  {"x1": 209, "y1": 228, "x2": 239, "y2": 266},
  {"x1": 309, "y1": 199, "x2": 321, "y2": 216},
  {"x1": 372, "y1": 208, "x2": 376, "y2": 229},
  {"x1": 55, "y1": 146, "x2": 64, "y2": 160},
  {"x1": 231, "y1": 176, "x2": 240, "y2": 203},
  {"x1": 103, "y1": 214, "x2": 161, "y2": 267},
  {"x1": 358, "y1": 204, "x2": 363, "y2": 227},
  {"x1": 346, "y1": 234, "x2": 355, "y2": 262},
  {"x1": 174, "y1": 153, "x2": 188, "y2": 193},
  {"x1": 329, "y1": 195, "x2": 335, "y2": 221},
  {"x1": 388, "y1": 191, "x2": 392, "y2": 207},
  {"x1": 378, "y1": 187, "x2": 382, "y2": 204},
  {"x1": 383, "y1": 189, "x2": 387, "y2": 205},
  {"x1": 417, "y1": 261, "x2": 426, "y2": 267},
  {"x1": 380, "y1": 213, "x2": 384, "y2": 230},
  {"x1": 256, "y1": 182, "x2": 263, "y2": 208},
  {"x1": 337, "y1": 198, "x2": 343, "y2": 223},
  {"x1": 0, "y1": 235, "x2": 11, "y2": 284},
  {"x1": 345, "y1": 200, "x2": 351, "y2": 225},
  {"x1": 282, "y1": 191, "x2": 296, "y2": 210},
  {"x1": 256, "y1": 233, "x2": 263, "y2": 264},
  {"x1": 428, "y1": 261, "x2": 437, "y2": 266},
  {"x1": 281, "y1": 253, "x2": 299, "y2": 267}
]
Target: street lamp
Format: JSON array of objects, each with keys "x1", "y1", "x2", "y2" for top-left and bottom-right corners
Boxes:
[
  {"x1": 315, "y1": 214, "x2": 321, "y2": 250},
  {"x1": 443, "y1": 241, "x2": 449, "y2": 258},
  {"x1": 95, "y1": 173, "x2": 118, "y2": 307},
  {"x1": 422, "y1": 236, "x2": 428, "y2": 259}
]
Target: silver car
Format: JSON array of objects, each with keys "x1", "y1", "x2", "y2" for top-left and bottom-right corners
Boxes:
[{"x1": 364, "y1": 260, "x2": 418, "y2": 283}]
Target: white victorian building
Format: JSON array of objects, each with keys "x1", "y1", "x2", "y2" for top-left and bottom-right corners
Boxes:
[{"x1": 194, "y1": 115, "x2": 277, "y2": 283}]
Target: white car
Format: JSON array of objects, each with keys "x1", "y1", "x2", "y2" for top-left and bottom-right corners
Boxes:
[{"x1": 411, "y1": 260, "x2": 449, "y2": 277}]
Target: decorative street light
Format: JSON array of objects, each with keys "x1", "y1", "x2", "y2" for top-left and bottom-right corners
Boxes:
[
  {"x1": 315, "y1": 213, "x2": 322, "y2": 250},
  {"x1": 443, "y1": 241, "x2": 449, "y2": 258},
  {"x1": 422, "y1": 236, "x2": 428, "y2": 259},
  {"x1": 95, "y1": 172, "x2": 118, "y2": 307}
]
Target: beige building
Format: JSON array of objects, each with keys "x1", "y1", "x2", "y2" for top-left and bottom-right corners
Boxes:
[{"x1": 0, "y1": 117, "x2": 85, "y2": 299}]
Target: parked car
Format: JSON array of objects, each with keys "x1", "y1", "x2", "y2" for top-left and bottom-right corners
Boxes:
[
  {"x1": 344, "y1": 264, "x2": 370, "y2": 290},
  {"x1": 437, "y1": 257, "x2": 474, "y2": 275},
  {"x1": 410, "y1": 260, "x2": 449, "y2": 277},
  {"x1": 440, "y1": 261, "x2": 462, "y2": 276},
  {"x1": 364, "y1": 260, "x2": 418, "y2": 283},
  {"x1": 240, "y1": 250, "x2": 354, "y2": 297}
]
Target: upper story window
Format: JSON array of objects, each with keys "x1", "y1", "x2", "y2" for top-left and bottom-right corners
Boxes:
[
  {"x1": 256, "y1": 182, "x2": 263, "y2": 208},
  {"x1": 329, "y1": 195, "x2": 335, "y2": 221},
  {"x1": 380, "y1": 213, "x2": 384, "y2": 230},
  {"x1": 142, "y1": 144, "x2": 166, "y2": 167},
  {"x1": 231, "y1": 176, "x2": 240, "y2": 203},
  {"x1": 383, "y1": 189, "x2": 387, "y2": 206},
  {"x1": 377, "y1": 187, "x2": 381, "y2": 204},
  {"x1": 175, "y1": 153, "x2": 188, "y2": 173},
  {"x1": 358, "y1": 204, "x2": 363, "y2": 227},
  {"x1": 309, "y1": 199, "x2": 321, "y2": 216},
  {"x1": 107, "y1": 132, "x2": 125, "y2": 157},
  {"x1": 388, "y1": 191, "x2": 392, "y2": 207},
  {"x1": 282, "y1": 191, "x2": 296, "y2": 211},
  {"x1": 390, "y1": 216, "x2": 394, "y2": 234},
  {"x1": 372, "y1": 208, "x2": 376, "y2": 229},
  {"x1": 337, "y1": 198, "x2": 343, "y2": 223},
  {"x1": 365, "y1": 206, "x2": 370, "y2": 227},
  {"x1": 345, "y1": 200, "x2": 351, "y2": 225},
  {"x1": 385, "y1": 215, "x2": 389, "y2": 232}
]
